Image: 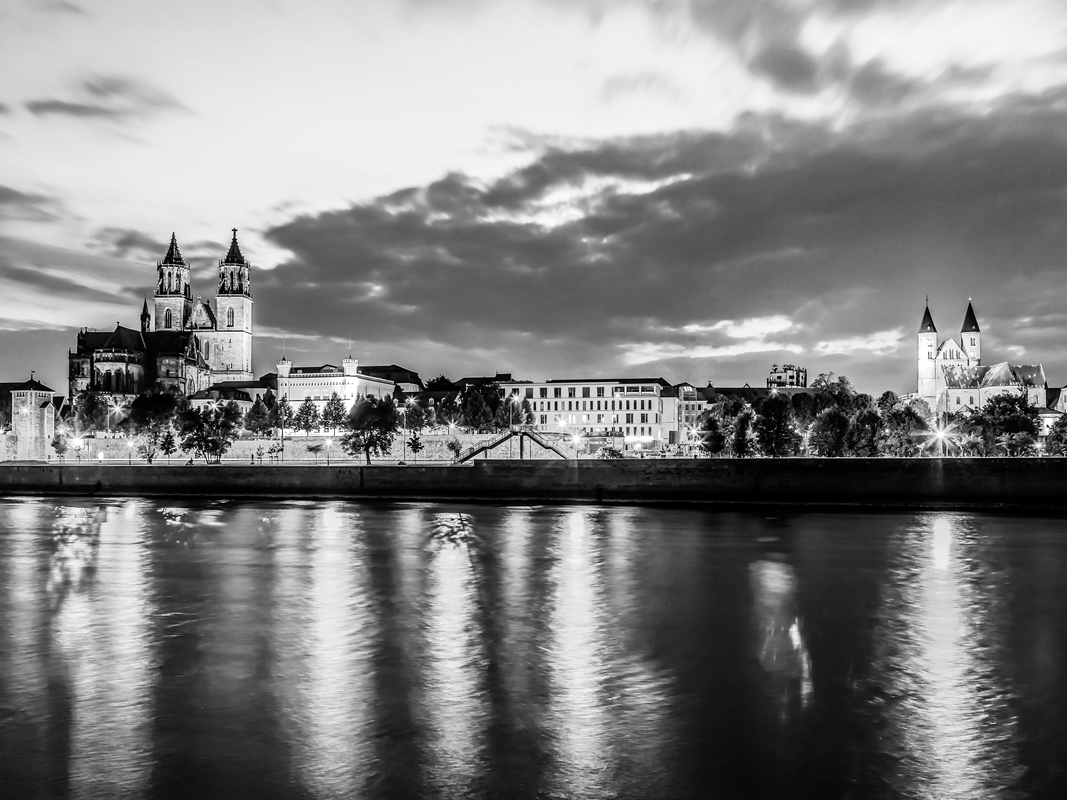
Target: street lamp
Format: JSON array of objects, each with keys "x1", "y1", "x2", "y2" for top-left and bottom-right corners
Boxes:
[
  {"x1": 72, "y1": 437, "x2": 84, "y2": 463},
  {"x1": 326, "y1": 437, "x2": 331, "y2": 466},
  {"x1": 127, "y1": 440, "x2": 134, "y2": 465},
  {"x1": 571, "y1": 431, "x2": 583, "y2": 459}
]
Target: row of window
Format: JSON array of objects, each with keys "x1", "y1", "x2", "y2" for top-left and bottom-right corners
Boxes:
[
  {"x1": 536, "y1": 413, "x2": 656, "y2": 425},
  {"x1": 513, "y1": 385, "x2": 658, "y2": 399},
  {"x1": 535, "y1": 417, "x2": 658, "y2": 437},
  {"x1": 533, "y1": 399, "x2": 656, "y2": 412}
]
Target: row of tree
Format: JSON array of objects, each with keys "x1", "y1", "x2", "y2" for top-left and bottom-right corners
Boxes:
[
  {"x1": 58, "y1": 387, "x2": 416, "y2": 464},
  {"x1": 696, "y1": 373, "x2": 1059, "y2": 458}
]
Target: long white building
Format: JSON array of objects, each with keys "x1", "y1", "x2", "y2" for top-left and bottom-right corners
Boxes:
[
  {"x1": 498, "y1": 377, "x2": 680, "y2": 451},
  {"x1": 276, "y1": 357, "x2": 394, "y2": 412}
]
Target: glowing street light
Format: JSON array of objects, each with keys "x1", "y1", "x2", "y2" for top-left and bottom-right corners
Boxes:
[
  {"x1": 127, "y1": 440, "x2": 134, "y2": 465},
  {"x1": 326, "y1": 437, "x2": 331, "y2": 466}
]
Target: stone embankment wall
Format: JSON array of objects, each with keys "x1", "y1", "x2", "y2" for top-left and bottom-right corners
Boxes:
[{"x1": 3, "y1": 458, "x2": 1067, "y2": 507}]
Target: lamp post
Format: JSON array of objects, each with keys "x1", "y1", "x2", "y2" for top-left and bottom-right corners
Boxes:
[
  {"x1": 326, "y1": 437, "x2": 331, "y2": 466},
  {"x1": 127, "y1": 440, "x2": 134, "y2": 465}
]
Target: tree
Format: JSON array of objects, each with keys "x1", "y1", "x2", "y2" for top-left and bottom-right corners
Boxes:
[
  {"x1": 810, "y1": 407, "x2": 850, "y2": 457},
  {"x1": 322, "y1": 392, "x2": 347, "y2": 434},
  {"x1": 126, "y1": 387, "x2": 180, "y2": 463},
  {"x1": 730, "y1": 408, "x2": 758, "y2": 458},
  {"x1": 880, "y1": 404, "x2": 928, "y2": 456},
  {"x1": 245, "y1": 396, "x2": 273, "y2": 438},
  {"x1": 1046, "y1": 414, "x2": 1067, "y2": 456},
  {"x1": 846, "y1": 407, "x2": 883, "y2": 456},
  {"x1": 461, "y1": 390, "x2": 494, "y2": 433},
  {"x1": 403, "y1": 400, "x2": 429, "y2": 434},
  {"x1": 811, "y1": 373, "x2": 858, "y2": 414},
  {"x1": 306, "y1": 442, "x2": 324, "y2": 463},
  {"x1": 178, "y1": 401, "x2": 243, "y2": 462},
  {"x1": 445, "y1": 439, "x2": 463, "y2": 461},
  {"x1": 73, "y1": 389, "x2": 110, "y2": 435},
  {"x1": 997, "y1": 431, "x2": 1038, "y2": 457},
  {"x1": 51, "y1": 432, "x2": 69, "y2": 462},
  {"x1": 876, "y1": 391, "x2": 899, "y2": 415},
  {"x1": 273, "y1": 396, "x2": 294, "y2": 438},
  {"x1": 519, "y1": 398, "x2": 535, "y2": 427},
  {"x1": 425, "y1": 374, "x2": 455, "y2": 391},
  {"x1": 983, "y1": 393, "x2": 1039, "y2": 440},
  {"x1": 408, "y1": 433, "x2": 424, "y2": 463},
  {"x1": 294, "y1": 397, "x2": 320, "y2": 437},
  {"x1": 494, "y1": 396, "x2": 527, "y2": 430},
  {"x1": 160, "y1": 430, "x2": 178, "y2": 463},
  {"x1": 696, "y1": 413, "x2": 726, "y2": 456},
  {"x1": 340, "y1": 395, "x2": 400, "y2": 465},
  {"x1": 754, "y1": 394, "x2": 799, "y2": 458},
  {"x1": 596, "y1": 446, "x2": 624, "y2": 459}
]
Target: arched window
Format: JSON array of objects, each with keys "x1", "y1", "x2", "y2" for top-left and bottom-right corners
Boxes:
[
  {"x1": 227, "y1": 308, "x2": 234, "y2": 327},
  {"x1": 955, "y1": 396, "x2": 960, "y2": 405},
  {"x1": 969, "y1": 395, "x2": 975, "y2": 405},
  {"x1": 167, "y1": 272, "x2": 173, "y2": 292},
  {"x1": 103, "y1": 371, "x2": 113, "y2": 392},
  {"x1": 204, "y1": 341, "x2": 211, "y2": 360},
  {"x1": 164, "y1": 308, "x2": 173, "y2": 329}
]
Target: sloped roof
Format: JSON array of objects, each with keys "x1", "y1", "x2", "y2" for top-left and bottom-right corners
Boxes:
[
  {"x1": 918, "y1": 305, "x2": 937, "y2": 333},
  {"x1": 942, "y1": 362, "x2": 1046, "y2": 389},
  {"x1": 221, "y1": 229, "x2": 247, "y2": 265},
  {"x1": 360, "y1": 364, "x2": 425, "y2": 389},
  {"x1": 160, "y1": 232, "x2": 185, "y2": 266},
  {"x1": 0, "y1": 378, "x2": 55, "y2": 393},
  {"x1": 290, "y1": 364, "x2": 342, "y2": 374},
  {"x1": 961, "y1": 301, "x2": 981, "y2": 333},
  {"x1": 188, "y1": 297, "x2": 217, "y2": 329},
  {"x1": 190, "y1": 387, "x2": 252, "y2": 402},
  {"x1": 101, "y1": 325, "x2": 146, "y2": 352}
]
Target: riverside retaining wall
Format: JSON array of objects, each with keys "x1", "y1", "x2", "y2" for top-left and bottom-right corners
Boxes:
[{"x1": 2, "y1": 458, "x2": 1067, "y2": 507}]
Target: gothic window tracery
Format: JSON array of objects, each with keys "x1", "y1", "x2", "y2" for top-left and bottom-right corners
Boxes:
[
  {"x1": 164, "y1": 308, "x2": 173, "y2": 329},
  {"x1": 227, "y1": 308, "x2": 234, "y2": 327}
]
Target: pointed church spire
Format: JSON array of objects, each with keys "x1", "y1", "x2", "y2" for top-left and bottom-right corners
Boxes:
[
  {"x1": 160, "y1": 232, "x2": 185, "y2": 265},
  {"x1": 222, "y1": 227, "x2": 246, "y2": 265},
  {"x1": 918, "y1": 300, "x2": 937, "y2": 333},
  {"x1": 961, "y1": 299, "x2": 980, "y2": 333},
  {"x1": 140, "y1": 297, "x2": 151, "y2": 332}
]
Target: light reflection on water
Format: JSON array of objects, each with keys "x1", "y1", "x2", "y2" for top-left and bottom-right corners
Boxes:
[
  {"x1": 1, "y1": 500, "x2": 1066, "y2": 800},
  {"x1": 868, "y1": 514, "x2": 1025, "y2": 800}
]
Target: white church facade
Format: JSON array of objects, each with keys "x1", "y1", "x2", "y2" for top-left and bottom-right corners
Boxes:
[{"x1": 916, "y1": 300, "x2": 1046, "y2": 413}]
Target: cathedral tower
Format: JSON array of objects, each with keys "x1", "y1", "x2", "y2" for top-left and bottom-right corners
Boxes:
[
  {"x1": 154, "y1": 233, "x2": 192, "y2": 331},
  {"x1": 917, "y1": 300, "x2": 937, "y2": 399},
  {"x1": 210, "y1": 229, "x2": 254, "y2": 381},
  {"x1": 961, "y1": 299, "x2": 981, "y2": 362}
]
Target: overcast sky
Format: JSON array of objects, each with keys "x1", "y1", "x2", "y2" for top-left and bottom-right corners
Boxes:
[{"x1": 3, "y1": 0, "x2": 1067, "y2": 396}]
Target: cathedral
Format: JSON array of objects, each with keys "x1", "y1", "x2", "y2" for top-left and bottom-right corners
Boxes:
[
  {"x1": 68, "y1": 230, "x2": 256, "y2": 403},
  {"x1": 916, "y1": 299, "x2": 1046, "y2": 412}
]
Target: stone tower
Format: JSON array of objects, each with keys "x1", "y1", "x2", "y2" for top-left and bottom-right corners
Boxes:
[
  {"x1": 210, "y1": 229, "x2": 255, "y2": 382},
  {"x1": 917, "y1": 301, "x2": 937, "y2": 400},
  {"x1": 11, "y1": 378, "x2": 55, "y2": 461},
  {"x1": 154, "y1": 233, "x2": 192, "y2": 331},
  {"x1": 961, "y1": 299, "x2": 981, "y2": 362}
]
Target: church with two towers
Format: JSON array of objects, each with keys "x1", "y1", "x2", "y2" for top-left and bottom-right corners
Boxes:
[
  {"x1": 915, "y1": 299, "x2": 1046, "y2": 413},
  {"x1": 68, "y1": 230, "x2": 256, "y2": 403}
]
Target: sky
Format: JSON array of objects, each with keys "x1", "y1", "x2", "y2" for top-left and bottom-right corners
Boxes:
[{"x1": 3, "y1": 0, "x2": 1067, "y2": 397}]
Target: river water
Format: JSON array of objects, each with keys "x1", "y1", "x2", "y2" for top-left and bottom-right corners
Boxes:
[{"x1": 1, "y1": 498, "x2": 1065, "y2": 800}]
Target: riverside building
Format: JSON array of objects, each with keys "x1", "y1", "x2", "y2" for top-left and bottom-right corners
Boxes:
[
  {"x1": 68, "y1": 230, "x2": 257, "y2": 402},
  {"x1": 498, "y1": 377, "x2": 680, "y2": 451},
  {"x1": 276, "y1": 357, "x2": 394, "y2": 413}
]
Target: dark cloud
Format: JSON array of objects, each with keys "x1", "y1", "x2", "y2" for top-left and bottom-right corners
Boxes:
[
  {"x1": 92, "y1": 227, "x2": 169, "y2": 260},
  {"x1": 25, "y1": 76, "x2": 183, "y2": 121},
  {"x1": 0, "y1": 185, "x2": 60, "y2": 221},
  {"x1": 0, "y1": 257, "x2": 124, "y2": 305},
  {"x1": 253, "y1": 88, "x2": 1067, "y2": 392}
]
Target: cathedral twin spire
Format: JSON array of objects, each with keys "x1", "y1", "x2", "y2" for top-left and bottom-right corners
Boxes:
[{"x1": 917, "y1": 298, "x2": 980, "y2": 335}]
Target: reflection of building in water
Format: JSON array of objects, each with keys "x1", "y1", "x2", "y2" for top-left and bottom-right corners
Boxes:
[
  {"x1": 49, "y1": 502, "x2": 154, "y2": 796},
  {"x1": 269, "y1": 505, "x2": 374, "y2": 796},
  {"x1": 867, "y1": 515, "x2": 1021, "y2": 799},
  {"x1": 423, "y1": 537, "x2": 487, "y2": 794},
  {"x1": 750, "y1": 559, "x2": 813, "y2": 723}
]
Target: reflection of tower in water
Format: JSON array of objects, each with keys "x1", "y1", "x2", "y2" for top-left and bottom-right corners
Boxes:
[
  {"x1": 867, "y1": 515, "x2": 1022, "y2": 799},
  {"x1": 749, "y1": 557, "x2": 813, "y2": 724}
]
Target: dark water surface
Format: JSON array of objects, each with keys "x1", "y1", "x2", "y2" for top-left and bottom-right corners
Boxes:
[{"x1": 2, "y1": 499, "x2": 1066, "y2": 799}]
